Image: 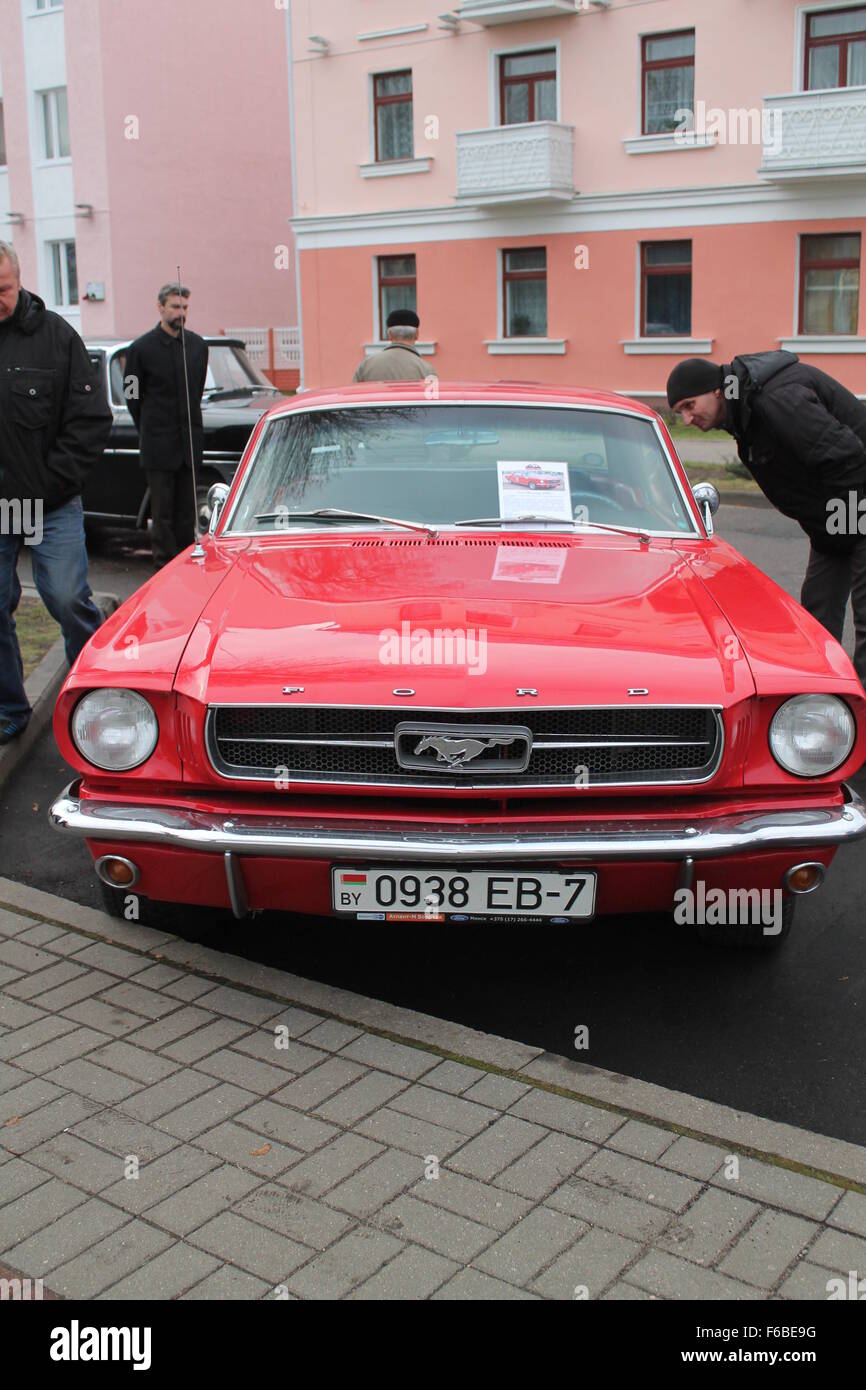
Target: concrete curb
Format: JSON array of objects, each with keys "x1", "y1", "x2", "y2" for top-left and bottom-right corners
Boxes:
[
  {"x1": 1, "y1": 873, "x2": 864, "y2": 1194},
  {"x1": 0, "y1": 590, "x2": 119, "y2": 793}
]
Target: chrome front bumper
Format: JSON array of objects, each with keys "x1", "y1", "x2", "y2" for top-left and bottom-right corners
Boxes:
[{"x1": 48, "y1": 779, "x2": 866, "y2": 862}]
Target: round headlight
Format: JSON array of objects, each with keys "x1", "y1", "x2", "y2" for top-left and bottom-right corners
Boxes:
[
  {"x1": 71, "y1": 689, "x2": 159, "y2": 771},
  {"x1": 769, "y1": 695, "x2": 855, "y2": 777}
]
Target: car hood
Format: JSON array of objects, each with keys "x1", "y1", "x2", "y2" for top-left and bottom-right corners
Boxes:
[{"x1": 172, "y1": 535, "x2": 759, "y2": 707}]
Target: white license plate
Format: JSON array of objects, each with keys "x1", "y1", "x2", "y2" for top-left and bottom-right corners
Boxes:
[{"x1": 331, "y1": 867, "x2": 596, "y2": 921}]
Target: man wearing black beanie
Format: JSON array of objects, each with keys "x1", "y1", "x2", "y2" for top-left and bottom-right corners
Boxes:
[
  {"x1": 667, "y1": 351, "x2": 866, "y2": 688},
  {"x1": 352, "y1": 308, "x2": 437, "y2": 383}
]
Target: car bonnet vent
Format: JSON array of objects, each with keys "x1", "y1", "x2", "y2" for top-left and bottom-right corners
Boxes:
[{"x1": 350, "y1": 538, "x2": 572, "y2": 548}]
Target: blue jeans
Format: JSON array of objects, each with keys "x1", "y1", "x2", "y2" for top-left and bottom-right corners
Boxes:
[{"x1": 0, "y1": 497, "x2": 102, "y2": 726}]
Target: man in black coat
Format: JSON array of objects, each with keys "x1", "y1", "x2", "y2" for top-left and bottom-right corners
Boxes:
[
  {"x1": 0, "y1": 241, "x2": 111, "y2": 743},
  {"x1": 124, "y1": 283, "x2": 208, "y2": 568},
  {"x1": 667, "y1": 352, "x2": 866, "y2": 688}
]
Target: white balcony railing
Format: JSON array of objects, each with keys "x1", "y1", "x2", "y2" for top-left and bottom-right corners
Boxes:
[
  {"x1": 759, "y1": 86, "x2": 866, "y2": 180},
  {"x1": 456, "y1": 0, "x2": 581, "y2": 23},
  {"x1": 456, "y1": 122, "x2": 576, "y2": 204},
  {"x1": 224, "y1": 326, "x2": 301, "y2": 371}
]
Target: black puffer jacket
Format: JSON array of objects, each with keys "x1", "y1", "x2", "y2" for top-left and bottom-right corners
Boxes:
[
  {"x1": 724, "y1": 351, "x2": 866, "y2": 554},
  {"x1": 0, "y1": 288, "x2": 111, "y2": 513}
]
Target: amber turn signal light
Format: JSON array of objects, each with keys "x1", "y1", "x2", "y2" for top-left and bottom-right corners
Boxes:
[
  {"x1": 783, "y1": 863, "x2": 826, "y2": 895},
  {"x1": 94, "y1": 855, "x2": 139, "y2": 889}
]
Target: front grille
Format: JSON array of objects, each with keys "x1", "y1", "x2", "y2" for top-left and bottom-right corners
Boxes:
[{"x1": 206, "y1": 705, "x2": 723, "y2": 789}]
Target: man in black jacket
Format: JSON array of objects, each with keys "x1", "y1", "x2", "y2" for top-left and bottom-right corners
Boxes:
[
  {"x1": 0, "y1": 241, "x2": 111, "y2": 743},
  {"x1": 124, "y1": 283, "x2": 208, "y2": 568},
  {"x1": 667, "y1": 352, "x2": 866, "y2": 687}
]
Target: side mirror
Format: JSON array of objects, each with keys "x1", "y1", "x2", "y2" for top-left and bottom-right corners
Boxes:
[
  {"x1": 207, "y1": 482, "x2": 230, "y2": 535},
  {"x1": 691, "y1": 482, "x2": 720, "y2": 536}
]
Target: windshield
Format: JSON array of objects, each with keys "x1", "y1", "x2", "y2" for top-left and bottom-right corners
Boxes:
[
  {"x1": 225, "y1": 404, "x2": 696, "y2": 536},
  {"x1": 204, "y1": 344, "x2": 276, "y2": 393},
  {"x1": 108, "y1": 342, "x2": 275, "y2": 405}
]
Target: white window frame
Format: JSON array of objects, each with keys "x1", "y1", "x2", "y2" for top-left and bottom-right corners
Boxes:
[
  {"x1": 47, "y1": 239, "x2": 78, "y2": 308},
  {"x1": 38, "y1": 87, "x2": 70, "y2": 161},
  {"x1": 489, "y1": 40, "x2": 562, "y2": 127},
  {"x1": 32, "y1": 0, "x2": 63, "y2": 11}
]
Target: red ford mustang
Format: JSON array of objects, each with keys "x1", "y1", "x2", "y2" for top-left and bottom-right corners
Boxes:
[
  {"x1": 503, "y1": 464, "x2": 563, "y2": 490},
  {"x1": 50, "y1": 383, "x2": 866, "y2": 948}
]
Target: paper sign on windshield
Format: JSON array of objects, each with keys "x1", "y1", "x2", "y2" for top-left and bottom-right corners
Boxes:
[{"x1": 497, "y1": 461, "x2": 572, "y2": 522}]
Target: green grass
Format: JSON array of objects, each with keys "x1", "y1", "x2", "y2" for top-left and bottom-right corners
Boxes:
[
  {"x1": 682, "y1": 462, "x2": 761, "y2": 494},
  {"x1": 667, "y1": 421, "x2": 730, "y2": 441},
  {"x1": 16, "y1": 597, "x2": 62, "y2": 680}
]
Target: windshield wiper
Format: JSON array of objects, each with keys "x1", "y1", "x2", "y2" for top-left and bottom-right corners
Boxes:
[
  {"x1": 252, "y1": 507, "x2": 438, "y2": 536},
  {"x1": 575, "y1": 520, "x2": 652, "y2": 544},
  {"x1": 454, "y1": 515, "x2": 575, "y2": 528},
  {"x1": 204, "y1": 385, "x2": 278, "y2": 399},
  {"x1": 454, "y1": 515, "x2": 652, "y2": 543}
]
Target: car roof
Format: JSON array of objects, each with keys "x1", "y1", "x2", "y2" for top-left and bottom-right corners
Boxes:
[
  {"x1": 267, "y1": 381, "x2": 660, "y2": 421},
  {"x1": 86, "y1": 336, "x2": 246, "y2": 350}
]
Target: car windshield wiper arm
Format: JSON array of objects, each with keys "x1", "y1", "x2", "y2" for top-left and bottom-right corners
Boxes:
[
  {"x1": 454, "y1": 515, "x2": 653, "y2": 543},
  {"x1": 576, "y1": 520, "x2": 652, "y2": 544},
  {"x1": 454, "y1": 515, "x2": 576, "y2": 528},
  {"x1": 252, "y1": 508, "x2": 438, "y2": 536}
]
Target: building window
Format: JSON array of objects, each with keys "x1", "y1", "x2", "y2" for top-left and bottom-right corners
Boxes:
[
  {"x1": 374, "y1": 71, "x2": 413, "y2": 161},
  {"x1": 49, "y1": 240, "x2": 78, "y2": 306},
  {"x1": 34, "y1": 0, "x2": 64, "y2": 9},
  {"x1": 499, "y1": 50, "x2": 556, "y2": 124},
  {"x1": 0, "y1": 102, "x2": 6, "y2": 167},
  {"x1": 39, "y1": 88, "x2": 70, "y2": 159},
  {"x1": 503, "y1": 248, "x2": 547, "y2": 336},
  {"x1": 805, "y1": 6, "x2": 866, "y2": 88},
  {"x1": 378, "y1": 255, "x2": 417, "y2": 332},
  {"x1": 800, "y1": 233, "x2": 860, "y2": 333},
  {"x1": 642, "y1": 31, "x2": 695, "y2": 135},
  {"x1": 641, "y1": 241, "x2": 692, "y2": 336}
]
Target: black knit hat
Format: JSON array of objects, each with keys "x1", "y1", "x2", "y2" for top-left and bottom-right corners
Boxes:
[
  {"x1": 386, "y1": 307, "x2": 420, "y2": 329},
  {"x1": 666, "y1": 358, "x2": 724, "y2": 408}
]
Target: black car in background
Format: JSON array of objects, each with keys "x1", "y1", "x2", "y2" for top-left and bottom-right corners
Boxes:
[{"x1": 83, "y1": 337, "x2": 283, "y2": 533}]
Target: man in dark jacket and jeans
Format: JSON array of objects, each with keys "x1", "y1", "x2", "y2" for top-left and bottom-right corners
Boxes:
[
  {"x1": 0, "y1": 241, "x2": 111, "y2": 743},
  {"x1": 667, "y1": 351, "x2": 866, "y2": 688},
  {"x1": 124, "y1": 283, "x2": 208, "y2": 569}
]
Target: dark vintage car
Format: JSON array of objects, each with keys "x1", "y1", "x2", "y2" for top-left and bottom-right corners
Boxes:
[{"x1": 83, "y1": 336, "x2": 284, "y2": 532}]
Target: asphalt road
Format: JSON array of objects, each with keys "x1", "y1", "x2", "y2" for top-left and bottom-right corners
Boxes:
[{"x1": 2, "y1": 510, "x2": 865, "y2": 1146}]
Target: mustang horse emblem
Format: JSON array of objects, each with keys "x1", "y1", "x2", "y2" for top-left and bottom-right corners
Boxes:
[{"x1": 413, "y1": 734, "x2": 516, "y2": 768}]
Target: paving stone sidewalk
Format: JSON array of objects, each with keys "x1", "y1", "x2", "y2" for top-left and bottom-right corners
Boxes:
[{"x1": 1, "y1": 884, "x2": 865, "y2": 1301}]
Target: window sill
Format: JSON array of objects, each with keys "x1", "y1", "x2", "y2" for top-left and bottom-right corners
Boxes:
[
  {"x1": 34, "y1": 157, "x2": 72, "y2": 168},
  {"x1": 485, "y1": 338, "x2": 566, "y2": 355},
  {"x1": 623, "y1": 132, "x2": 717, "y2": 155},
  {"x1": 622, "y1": 337, "x2": 713, "y2": 355},
  {"x1": 363, "y1": 341, "x2": 436, "y2": 356},
  {"x1": 360, "y1": 158, "x2": 433, "y2": 178},
  {"x1": 778, "y1": 335, "x2": 866, "y2": 354}
]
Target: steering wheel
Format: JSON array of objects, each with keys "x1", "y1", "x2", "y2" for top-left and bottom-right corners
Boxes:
[{"x1": 572, "y1": 490, "x2": 627, "y2": 516}]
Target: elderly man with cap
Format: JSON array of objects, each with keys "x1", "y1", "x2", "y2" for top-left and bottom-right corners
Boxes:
[
  {"x1": 667, "y1": 352, "x2": 866, "y2": 688},
  {"x1": 352, "y1": 308, "x2": 437, "y2": 382}
]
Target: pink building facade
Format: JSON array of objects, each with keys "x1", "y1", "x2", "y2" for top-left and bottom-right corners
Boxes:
[
  {"x1": 289, "y1": 0, "x2": 866, "y2": 400},
  {"x1": 0, "y1": 0, "x2": 299, "y2": 386}
]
